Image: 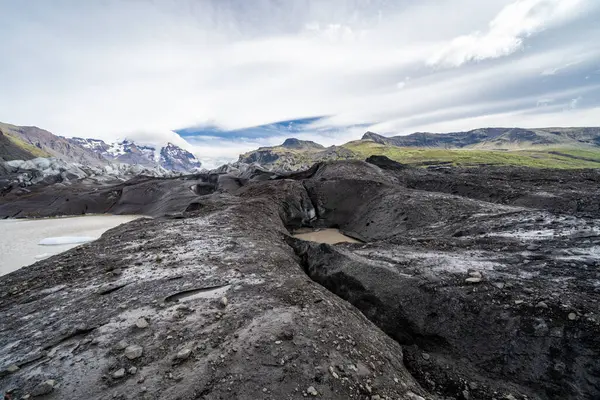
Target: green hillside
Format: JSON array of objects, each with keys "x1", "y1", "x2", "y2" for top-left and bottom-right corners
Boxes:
[{"x1": 342, "y1": 141, "x2": 600, "y2": 169}]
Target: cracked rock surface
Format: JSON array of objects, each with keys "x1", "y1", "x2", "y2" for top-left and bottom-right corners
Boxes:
[{"x1": 1, "y1": 159, "x2": 599, "y2": 399}]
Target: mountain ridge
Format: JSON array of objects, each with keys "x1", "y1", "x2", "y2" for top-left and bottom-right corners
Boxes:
[
  {"x1": 239, "y1": 127, "x2": 600, "y2": 171},
  {"x1": 0, "y1": 121, "x2": 201, "y2": 172},
  {"x1": 362, "y1": 127, "x2": 600, "y2": 149}
]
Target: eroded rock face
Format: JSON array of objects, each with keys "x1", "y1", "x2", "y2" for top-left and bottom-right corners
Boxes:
[
  {"x1": 0, "y1": 195, "x2": 427, "y2": 400},
  {"x1": 1, "y1": 158, "x2": 599, "y2": 399}
]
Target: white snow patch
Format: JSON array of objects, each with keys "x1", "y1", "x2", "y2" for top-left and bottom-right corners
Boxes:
[
  {"x1": 34, "y1": 252, "x2": 54, "y2": 260},
  {"x1": 39, "y1": 236, "x2": 97, "y2": 246}
]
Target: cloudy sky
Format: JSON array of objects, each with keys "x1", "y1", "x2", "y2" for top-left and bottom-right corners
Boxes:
[{"x1": 1, "y1": 0, "x2": 599, "y2": 167}]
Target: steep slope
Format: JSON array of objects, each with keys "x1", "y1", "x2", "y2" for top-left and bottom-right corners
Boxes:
[
  {"x1": 159, "y1": 143, "x2": 202, "y2": 172},
  {"x1": 0, "y1": 122, "x2": 108, "y2": 166},
  {"x1": 0, "y1": 129, "x2": 50, "y2": 160}
]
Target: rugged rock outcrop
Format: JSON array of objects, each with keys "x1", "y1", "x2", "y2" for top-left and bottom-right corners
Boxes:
[
  {"x1": 238, "y1": 139, "x2": 355, "y2": 171},
  {"x1": 1, "y1": 158, "x2": 599, "y2": 399}
]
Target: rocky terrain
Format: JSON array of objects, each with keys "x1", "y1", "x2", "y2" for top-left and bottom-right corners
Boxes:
[
  {"x1": 1, "y1": 158, "x2": 599, "y2": 399},
  {"x1": 240, "y1": 128, "x2": 600, "y2": 171},
  {"x1": 239, "y1": 138, "x2": 355, "y2": 171}
]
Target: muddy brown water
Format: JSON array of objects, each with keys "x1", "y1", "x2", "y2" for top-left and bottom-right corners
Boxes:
[{"x1": 292, "y1": 228, "x2": 361, "y2": 244}]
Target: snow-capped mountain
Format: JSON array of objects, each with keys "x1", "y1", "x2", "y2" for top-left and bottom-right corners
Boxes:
[
  {"x1": 69, "y1": 137, "x2": 201, "y2": 172},
  {"x1": 159, "y1": 143, "x2": 203, "y2": 172}
]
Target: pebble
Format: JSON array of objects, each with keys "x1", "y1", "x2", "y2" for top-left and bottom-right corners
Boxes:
[
  {"x1": 329, "y1": 366, "x2": 339, "y2": 379},
  {"x1": 219, "y1": 296, "x2": 228, "y2": 308},
  {"x1": 536, "y1": 301, "x2": 549, "y2": 309},
  {"x1": 124, "y1": 344, "x2": 143, "y2": 359},
  {"x1": 465, "y1": 277, "x2": 482, "y2": 284},
  {"x1": 135, "y1": 318, "x2": 149, "y2": 329},
  {"x1": 112, "y1": 368, "x2": 126, "y2": 379},
  {"x1": 115, "y1": 340, "x2": 129, "y2": 350},
  {"x1": 31, "y1": 380, "x2": 55, "y2": 396},
  {"x1": 6, "y1": 364, "x2": 19, "y2": 373},
  {"x1": 128, "y1": 367, "x2": 137, "y2": 375},
  {"x1": 568, "y1": 312, "x2": 577, "y2": 320},
  {"x1": 406, "y1": 392, "x2": 426, "y2": 400},
  {"x1": 421, "y1": 353, "x2": 430, "y2": 361},
  {"x1": 176, "y1": 348, "x2": 192, "y2": 360},
  {"x1": 307, "y1": 386, "x2": 318, "y2": 396},
  {"x1": 468, "y1": 271, "x2": 482, "y2": 278},
  {"x1": 514, "y1": 300, "x2": 524, "y2": 305}
]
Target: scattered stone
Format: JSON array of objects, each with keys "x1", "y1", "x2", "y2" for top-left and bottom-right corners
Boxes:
[
  {"x1": 307, "y1": 386, "x2": 318, "y2": 396},
  {"x1": 128, "y1": 367, "x2": 137, "y2": 375},
  {"x1": 124, "y1": 344, "x2": 143, "y2": 360},
  {"x1": 465, "y1": 277, "x2": 482, "y2": 284},
  {"x1": 31, "y1": 380, "x2": 55, "y2": 397},
  {"x1": 115, "y1": 340, "x2": 129, "y2": 350},
  {"x1": 568, "y1": 312, "x2": 577, "y2": 320},
  {"x1": 6, "y1": 364, "x2": 19, "y2": 373},
  {"x1": 175, "y1": 348, "x2": 192, "y2": 360},
  {"x1": 406, "y1": 392, "x2": 425, "y2": 400},
  {"x1": 135, "y1": 318, "x2": 149, "y2": 329},
  {"x1": 514, "y1": 300, "x2": 524, "y2": 305},
  {"x1": 421, "y1": 352, "x2": 430, "y2": 361},
  {"x1": 219, "y1": 296, "x2": 228, "y2": 308},
  {"x1": 112, "y1": 368, "x2": 125, "y2": 379},
  {"x1": 536, "y1": 301, "x2": 549, "y2": 309},
  {"x1": 468, "y1": 271, "x2": 482, "y2": 278},
  {"x1": 329, "y1": 366, "x2": 339, "y2": 379},
  {"x1": 493, "y1": 282, "x2": 505, "y2": 289}
]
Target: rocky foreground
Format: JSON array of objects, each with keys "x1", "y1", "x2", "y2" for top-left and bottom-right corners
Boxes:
[{"x1": 1, "y1": 159, "x2": 599, "y2": 399}]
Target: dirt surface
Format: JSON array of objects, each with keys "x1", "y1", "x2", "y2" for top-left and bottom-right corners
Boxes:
[{"x1": 1, "y1": 158, "x2": 599, "y2": 399}]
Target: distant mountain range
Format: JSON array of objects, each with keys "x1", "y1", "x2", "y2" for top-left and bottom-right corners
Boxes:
[
  {"x1": 0, "y1": 121, "x2": 201, "y2": 172},
  {"x1": 362, "y1": 127, "x2": 600, "y2": 149},
  {"x1": 239, "y1": 127, "x2": 600, "y2": 170}
]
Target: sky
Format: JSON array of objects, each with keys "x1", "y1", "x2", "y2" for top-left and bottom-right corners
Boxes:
[{"x1": 1, "y1": 0, "x2": 599, "y2": 168}]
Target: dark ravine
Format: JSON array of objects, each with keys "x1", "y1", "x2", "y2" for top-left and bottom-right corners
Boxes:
[{"x1": 1, "y1": 158, "x2": 599, "y2": 399}]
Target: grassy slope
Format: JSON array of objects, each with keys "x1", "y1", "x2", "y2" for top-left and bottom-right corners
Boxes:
[
  {"x1": 342, "y1": 141, "x2": 600, "y2": 169},
  {"x1": 0, "y1": 122, "x2": 51, "y2": 159},
  {"x1": 4, "y1": 133, "x2": 50, "y2": 158}
]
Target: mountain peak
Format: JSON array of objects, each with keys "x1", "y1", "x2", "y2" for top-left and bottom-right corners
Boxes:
[
  {"x1": 361, "y1": 131, "x2": 388, "y2": 144},
  {"x1": 281, "y1": 138, "x2": 324, "y2": 149}
]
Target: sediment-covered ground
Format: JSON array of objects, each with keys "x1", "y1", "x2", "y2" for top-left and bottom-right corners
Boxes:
[{"x1": 1, "y1": 159, "x2": 599, "y2": 399}]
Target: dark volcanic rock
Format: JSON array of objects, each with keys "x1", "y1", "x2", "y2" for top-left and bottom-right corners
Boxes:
[
  {"x1": 1, "y1": 160, "x2": 599, "y2": 399},
  {"x1": 366, "y1": 155, "x2": 410, "y2": 170}
]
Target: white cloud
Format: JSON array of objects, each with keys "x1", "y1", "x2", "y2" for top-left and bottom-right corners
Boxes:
[
  {"x1": 568, "y1": 96, "x2": 582, "y2": 109},
  {"x1": 427, "y1": 0, "x2": 587, "y2": 67},
  {"x1": 0, "y1": 0, "x2": 598, "y2": 166}
]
